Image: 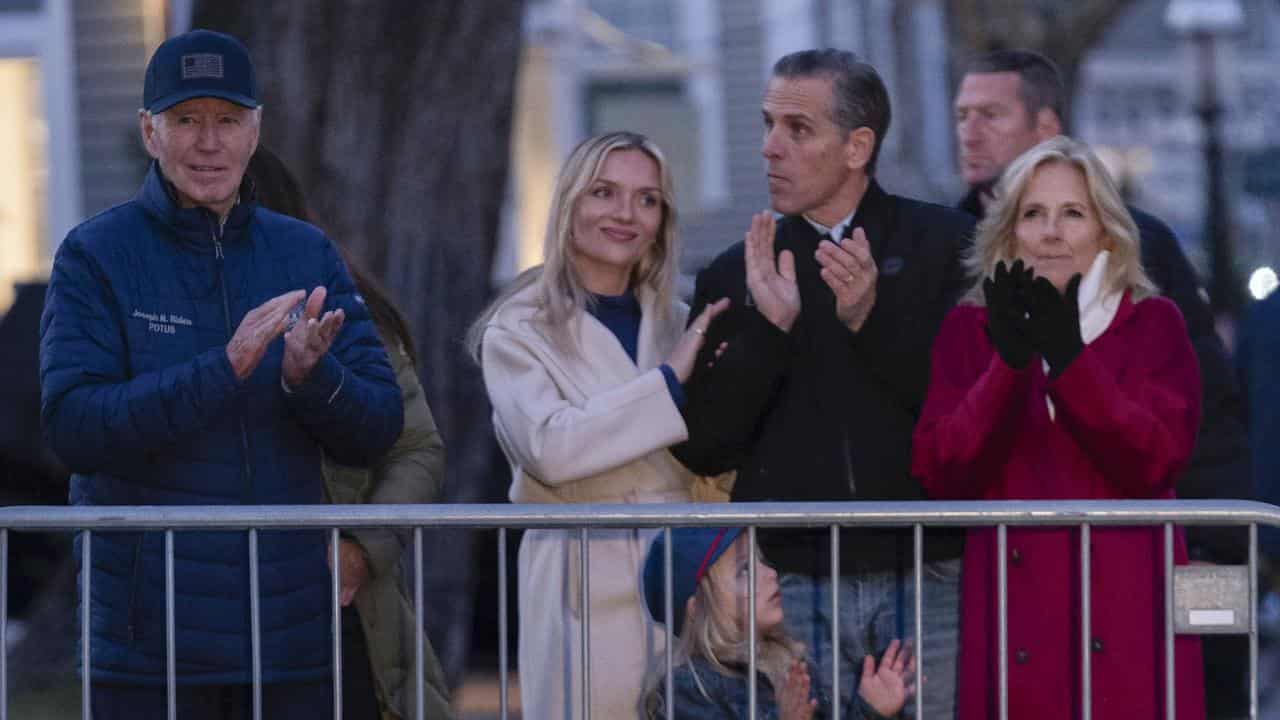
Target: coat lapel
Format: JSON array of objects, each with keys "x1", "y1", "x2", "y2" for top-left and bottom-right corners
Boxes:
[
  {"x1": 548, "y1": 288, "x2": 683, "y2": 399},
  {"x1": 576, "y1": 310, "x2": 641, "y2": 385},
  {"x1": 635, "y1": 286, "x2": 681, "y2": 372}
]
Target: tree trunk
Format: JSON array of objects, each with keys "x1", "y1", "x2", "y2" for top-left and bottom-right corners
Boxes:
[
  {"x1": 944, "y1": 0, "x2": 1137, "y2": 126},
  {"x1": 192, "y1": 0, "x2": 526, "y2": 688}
]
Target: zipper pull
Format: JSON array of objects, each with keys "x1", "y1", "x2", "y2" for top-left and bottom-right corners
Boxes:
[{"x1": 208, "y1": 212, "x2": 225, "y2": 259}]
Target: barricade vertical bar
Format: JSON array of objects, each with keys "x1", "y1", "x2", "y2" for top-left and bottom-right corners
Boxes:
[
  {"x1": 1, "y1": 529, "x2": 7, "y2": 720},
  {"x1": 1250, "y1": 523, "x2": 1258, "y2": 720},
  {"x1": 330, "y1": 528, "x2": 343, "y2": 720},
  {"x1": 997, "y1": 524, "x2": 1008, "y2": 720},
  {"x1": 81, "y1": 531, "x2": 90, "y2": 720},
  {"x1": 831, "y1": 524, "x2": 840, "y2": 720},
  {"x1": 249, "y1": 528, "x2": 262, "y2": 720},
  {"x1": 1164, "y1": 522, "x2": 1175, "y2": 720},
  {"x1": 1081, "y1": 524, "x2": 1091, "y2": 720},
  {"x1": 165, "y1": 530, "x2": 176, "y2": 720},
  {"x1": 499, "y1": 527, "x2": 509, "y2": 720},
  {"x1": 748, "y1": 526, "x2": 757, "y2": 720},
  {"x1": 414, "y1": 528, "x2": 425, "y2": 720},
  {"x1": 914, "y1": 523, "x2": 923, "y2": 720},
  {"x1": 580, "y1": 527, "x2": 591, "y2": 719},
  {"x1": 664, "y1": 526, "x2": 673, "y2": 720}
]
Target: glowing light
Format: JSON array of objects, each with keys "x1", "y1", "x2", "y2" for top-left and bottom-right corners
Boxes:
[{"x1": 1248, "y1": 266, "x2": 1278, "y2": 300}]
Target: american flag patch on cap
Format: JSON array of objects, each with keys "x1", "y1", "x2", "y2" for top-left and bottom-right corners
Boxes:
[{"x1": 181, "y1": 53, "x2": 224, "y2": 79}]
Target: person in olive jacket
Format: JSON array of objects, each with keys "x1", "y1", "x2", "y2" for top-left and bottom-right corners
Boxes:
[{"x1": 249, "y1": 147, "x2": 454, "y2": 720}]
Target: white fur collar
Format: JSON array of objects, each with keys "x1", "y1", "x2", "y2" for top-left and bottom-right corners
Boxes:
[
  {"x1": 1044, "y1": 250, "x2": 1121, "y2": 420},
  {"x1": 1077, "y1": 250, "x2": 1122, "y2": 345}
]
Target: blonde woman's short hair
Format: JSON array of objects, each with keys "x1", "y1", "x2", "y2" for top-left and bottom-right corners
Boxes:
[{"x1": 964, "y1": 135, "x2": 1157, "y2": 304}]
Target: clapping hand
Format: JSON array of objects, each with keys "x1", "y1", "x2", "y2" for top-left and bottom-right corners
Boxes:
[
  {"x1": 744, "y1": 212, "x2": 800, "y2": 332},
  {"x1": 857, "y1": 639, "x2": 917, "y2": 718},
  {"x1": 816, "y1": 227, "x2": 877, "y2": 333},
  {"x1": 282, "y1": 286, "x2": 346, "y2": 387},
  {"x1": 666, "y1": 298, "x2": 731, "y2": 382},
  {"x1": 1027, "y1": 273, "x2": 1084, "y2": 378},
  {"x1": 779, "y1": 658, "x2": 818, "y2": 720},
  {"x1": 982, "y1": 259, "x2": 1035, "y2": 370},
  {"x1": 226, "y1": 289, "x2": 308, "y2": 381}
]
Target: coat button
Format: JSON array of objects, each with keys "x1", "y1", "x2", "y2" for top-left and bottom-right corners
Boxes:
[
  {"x1": 1011, "y1": 548, "x2": 1022, "y2": 565},
  {"x1": 1015, "y1": 649, "x2": 1029, "y2": 664},
  {"x1": 1092, "y1": 638, "x2": 1104, "y2": 653}
]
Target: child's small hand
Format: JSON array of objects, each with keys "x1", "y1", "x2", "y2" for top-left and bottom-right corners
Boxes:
[
  {"x1": 857, "y1": 639, "x2": 917, "y2": 718},
  {"x1": 778, "y1": 658, "x2": 817, "y2": 720}
]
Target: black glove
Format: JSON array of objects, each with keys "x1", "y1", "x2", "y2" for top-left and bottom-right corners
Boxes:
[
  {"x1": 1027, "y1": 273, "x2": 1084, "y2": 378},
  {"x1": 982, "y1": 259, "x2": 1035, "y2": 369}
]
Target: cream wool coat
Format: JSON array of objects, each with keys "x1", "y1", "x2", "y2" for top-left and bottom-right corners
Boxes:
[{"x1": 480, "y1": 279, "x2": 700, "y2": 720}]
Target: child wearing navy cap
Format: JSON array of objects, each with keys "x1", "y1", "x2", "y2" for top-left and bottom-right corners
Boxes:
[{"x1": 642, "y1": 527, "x2": 913, "y2": 719}]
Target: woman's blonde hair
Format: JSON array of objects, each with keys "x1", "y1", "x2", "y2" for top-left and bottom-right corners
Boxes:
[
  {"x1": 963, "y1": 135, "x2": 1157, "y2": 304},
  {"x1": 644, "y1": 544, "x2": 803, "y2": 716},
  {"x1": 467, "y1": 131, "x2": 681, "y2": 360}
]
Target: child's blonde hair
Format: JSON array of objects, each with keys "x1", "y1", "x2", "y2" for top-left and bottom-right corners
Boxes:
[{"x1": 644, "y1": 545, "x2": 806, "y2": 716}]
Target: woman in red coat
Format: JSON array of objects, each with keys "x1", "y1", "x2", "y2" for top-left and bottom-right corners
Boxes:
[{"x1": 912, "y1": 135, "x2": 1204, "y2": 719}]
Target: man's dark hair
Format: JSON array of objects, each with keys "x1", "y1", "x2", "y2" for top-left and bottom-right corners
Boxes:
[
  {"x1": 965, "y1": 49, "x2": 1065, "y2": 124},
  {"x1": 771, "y1": 49, "x2": 891, "y2": 175}
]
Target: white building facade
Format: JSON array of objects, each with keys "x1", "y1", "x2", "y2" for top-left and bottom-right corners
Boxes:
[
  {"x1": 0, "y1": 0, "x2": 199, "y2": 313},
  {"x1": 1076, "y1": 0, "x2": 1280, "y2": 288},
  {"x1": 0, "y1": 0, "x2": 79, "y2": 311}
]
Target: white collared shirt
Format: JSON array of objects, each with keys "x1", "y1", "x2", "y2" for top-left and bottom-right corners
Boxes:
[{"x1": 804, "y1": 209, "x2": 857, "y2": 245}]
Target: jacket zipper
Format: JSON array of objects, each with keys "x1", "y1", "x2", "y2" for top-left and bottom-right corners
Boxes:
[
  {"x1": 211, "y1": 220, "x2": 255, "y2": 501},
  {"x1": 126, "y1": 534, "x2": 144, "y2": 642}
]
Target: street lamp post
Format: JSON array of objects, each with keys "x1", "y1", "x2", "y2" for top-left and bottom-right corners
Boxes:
[{"x1": 1165, "y1": 0, "x2": 1246, "y2": 316}]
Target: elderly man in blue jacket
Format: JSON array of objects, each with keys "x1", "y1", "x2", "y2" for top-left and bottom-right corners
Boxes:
[{"x1": 39, "y1": 29, "x2": 403, "y2": 720}]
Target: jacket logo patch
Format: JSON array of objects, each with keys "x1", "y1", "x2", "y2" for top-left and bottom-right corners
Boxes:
[
  {"x1": 181, "y1": 54, "x2": 224, "y2": 80},
  {"x1": 133, "y1": 309, "x2": 193, "y2": 336}
]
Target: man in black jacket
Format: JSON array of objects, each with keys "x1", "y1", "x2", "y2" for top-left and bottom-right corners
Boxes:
[
  {"x1": 675, "y1": 49, "x2": 974, "y2": 717},
  {"x1": 954, "y1": 48, "x2": 1252, "y2": 716}
]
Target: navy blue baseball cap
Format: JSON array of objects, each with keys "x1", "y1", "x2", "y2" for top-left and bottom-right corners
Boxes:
[
  {"x1": 143, "y1": 29, "x2": 259, "y2": 113},
  {"x1": 643, "y1": 527, "x2": 743, "y2": 636}
]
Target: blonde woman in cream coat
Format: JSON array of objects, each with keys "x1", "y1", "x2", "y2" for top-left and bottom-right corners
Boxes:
[{"x1": 469, "y1": 132, "x2": 730, "y2": 719}]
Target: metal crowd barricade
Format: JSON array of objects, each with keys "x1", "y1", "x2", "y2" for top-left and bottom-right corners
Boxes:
[{"x1": 0, "y1": 499, "x2": 1274, "y2": 720}]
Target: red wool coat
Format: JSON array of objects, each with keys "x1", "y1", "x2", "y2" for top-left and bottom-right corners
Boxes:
[{"x1": 912, "y1": 295, "x2": 1205, "y2": 719}]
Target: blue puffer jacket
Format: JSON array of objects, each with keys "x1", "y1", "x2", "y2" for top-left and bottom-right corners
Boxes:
[{"x1": 39, "y1": 162, "x2": 403, "y2": 685}]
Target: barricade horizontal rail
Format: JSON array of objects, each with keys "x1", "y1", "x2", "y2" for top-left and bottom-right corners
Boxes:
[
  {"x1": 0, "y1": 498, "x2": 1276, "y2": 530},
  {"x1": 0, "y1": 498, "x2": 1273, "y2": 720}
]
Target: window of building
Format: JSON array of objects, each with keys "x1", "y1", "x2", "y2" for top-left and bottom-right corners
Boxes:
[
  {"x1": 503, "y1": 0, "x2": 726, "y2": 280},
  {"x1": 0, "y1": 57, "x2": 47, "y2": 313},
  {"x1": 588, "y1": 0, "x2": 679, "y2": 51},
  {"x1": 582, "y1": 0, "x2": 726, "y2": 215}
]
